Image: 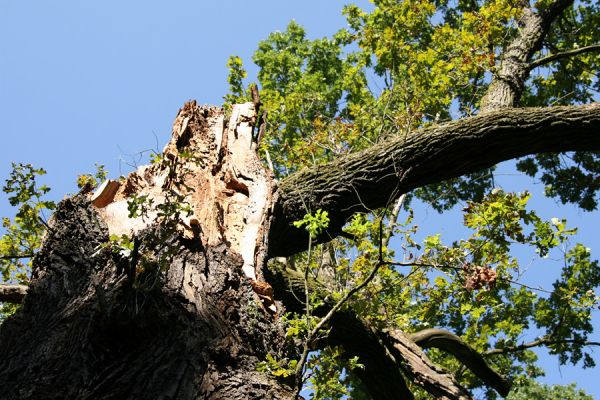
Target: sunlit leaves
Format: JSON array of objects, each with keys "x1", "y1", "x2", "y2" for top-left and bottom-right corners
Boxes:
[
  {"x1": 293, "y1": 209, "x2": 330, "y2": 239},
  {"x1": 223, "y1": 56, "x2": 249, "y2": 106},
  {"x1": 76, "y1": 163, "x2": 108, "y2": 190},
  {"x1": 506, "y1": 377, "x2": 593, "y2": 399},
  {"x1": 257, "y1": 353, "x2": 298, "y2": 378},
  {"x1": 1, "y1": 163, "x2": 56, "y2": 319},
  {"x1": 1, "y1": 163, "x2": 56, "y2": 282},
  {"x1": 305, "y1": 347, "x2": 363, "y2": 400},
  {"x1": 223, "y1": 0, "x2": 600, "y2": 395},
  {"x1": 534, "y1": 244, "x2": 600, "y2": 367}
]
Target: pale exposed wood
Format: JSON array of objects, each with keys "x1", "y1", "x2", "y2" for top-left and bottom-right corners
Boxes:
[{"x1": 91, "y1": 101, "x2": 276, "y2": 303}]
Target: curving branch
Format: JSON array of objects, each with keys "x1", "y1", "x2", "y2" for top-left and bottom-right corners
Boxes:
[
  {"x1": 267, "y1": 264, "x2": 481, "y2": 399},
  {"x1": 527, "y1": 44, "x2": 600, "y2": 71},
  {"x1": 269, "y1": 103, "x2": 600, "y2": 257},
  {"x1": 328, "y1": 312, "x2": 476, "y2": 400},
  {"x1": 0, "y1": 284, "x2": 28, "y2": 303},
  {"x1": 266, "y1": 261, "x2": 515, "y2": 399},
  {"x1": 382, "y1": 328, "x2": 472, "y2": 399},
  {"x1": 411, "y1": 328, "x2": 511, "y2": 397},
  {"x1": 485, "y1": 335, "x2": 600, "y2": 356}
]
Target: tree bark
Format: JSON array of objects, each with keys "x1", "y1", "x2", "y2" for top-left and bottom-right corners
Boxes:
[
  {"x1": 410, "y1": 329, "x2": 511, "y2": 397},
  {"x1": 1, "y1": 99, "x2": 599, "y2": 399},
  {"x1": 0, "y1": 284, "x2": 28, "y2": 303},
  {"x1": 0, "y1": 102, "x2": 295, "y2": 400},
  {"x1": 480, "y1": 0, "x2": 573, "y2": 110},
  {"x1": 270, "y1": 103, "x2": 600, "y2": 256}
]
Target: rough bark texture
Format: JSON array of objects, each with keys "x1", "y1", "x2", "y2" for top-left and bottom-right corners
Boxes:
[
  {"x1": 480, "y1": 0, "x2": 573, "y2": 110},
  {"x1": 0, "y1": 284, "x2": 28, "y2": 303},
  {"x1": 1, "y1": 98, "x2": 599, "y2": 399},
  {"x1": 0, "y1": 102, "x2": 294, "y2": 399},
  {"x1": 267, "y1": 264, "x2": 494, "y2": 400},
  {"x1": 328, "y1": 312, "x2": 414, "y2": 400},
  {"x1": 270, "y1": 103, "x2": 600, "y2": 256},
  {"x1": 410, "y1": 329, "x2": 510, "y2": 397},
  {"x1": 383, "y1": 329, "x2": 472, "y2": 400}
]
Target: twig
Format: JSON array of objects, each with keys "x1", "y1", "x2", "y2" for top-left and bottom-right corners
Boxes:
[
  {"x1": 294, "y1": 220, "x2": 390, "y2": 394},
  {"x1": 485, "y1": 336, "x2": 600, "y2": 356},
  {"x1": 0, "y1": 254, "x2": 34, "y2": 260},
  {"x1": 527, "y1": 44, "x2": 600, "y2": 71},
  {"x1": 382, "y1": 194, "x2": 406, "y2": 248}
]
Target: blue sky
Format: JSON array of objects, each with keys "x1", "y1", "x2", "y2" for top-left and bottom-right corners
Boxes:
[{"x1": 1, "y1": 1, "x2": 598, "y2": 397}]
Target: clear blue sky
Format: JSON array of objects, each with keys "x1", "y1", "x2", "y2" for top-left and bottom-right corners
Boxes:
[{"x1": 1, "y1": 1, "x2": 598, "y2": 397}]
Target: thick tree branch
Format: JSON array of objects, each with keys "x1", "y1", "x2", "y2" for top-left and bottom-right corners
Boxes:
[
  {"x1": 328, "y1": 312, "x2": 415, "y2": 400},
  {"x1": 382, "y1": 329, "x2": 472, "y2": 399},
  {"x1": 266, "y1": 264, "x2": 482, "y2": 399},
  {"x1": 328, "y1": 312, "x2": 476, "y2": 400},
  {"x1": 527, "y1": 44, "x2": 600, "y2": 71},
  {"x1": 481, "y1": 0, "x2": 574, "y2": 110},
  {"x1": 266, "y1": 263, "x2": 510, "y2": 399},
  {"x1": 0, "y1": 284, "x2": 28, "y2": 303},
  {"x1": 269, "y1": 103, "x2": 600, "y2": 257},
  {"x1": 485, "y1": 336, "x2": 600, "y2": 356},
  {"x1": 411, "y1": 328, "x2": 511, "y2": 397}
]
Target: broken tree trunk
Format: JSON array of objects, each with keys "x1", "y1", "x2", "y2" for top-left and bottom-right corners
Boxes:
[
  {"x1": 0, "y1": 101, "x2": 294, "y2": 399},
  {"x1": 4, "y1": 98, "x2": 591, "y2": 399}
]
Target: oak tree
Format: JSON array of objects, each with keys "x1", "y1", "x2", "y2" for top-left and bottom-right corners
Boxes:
[{"x1": 1, "y1": 0, "x2": 599, "y2": 399}]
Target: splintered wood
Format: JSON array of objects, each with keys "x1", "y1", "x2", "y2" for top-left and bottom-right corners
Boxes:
[{"x1": 91, "y1": 101, "x2": 276, "y2": 293}]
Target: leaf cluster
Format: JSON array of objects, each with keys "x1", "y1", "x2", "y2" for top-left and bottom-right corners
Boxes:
[{"x1": 1, "y1": 163, "x2": 56, "y2": 319}]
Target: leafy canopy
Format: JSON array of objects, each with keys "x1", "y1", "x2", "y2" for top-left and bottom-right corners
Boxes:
[
  {"x1": 0, "y1": 0, "x2": 598, "y2": 398},
  {"x1": 224, "y1": 0, "x2": 599, "y2": 397}
]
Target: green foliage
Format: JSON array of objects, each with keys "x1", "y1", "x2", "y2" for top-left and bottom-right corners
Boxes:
[
  {"x1": 1, "y1": 0, "x2": 598, "y2": 397},
  {"x1": 127, "y1": 193, "x2": 154, "y2": 219},
  {"x1": 517, "y1": 0, "x2": 600, "y2": 211},
  {"x1": 517, "y1": 152, "x2": 600, "y2": 211},
  {"x1": 76, "y1": 163, "x2": 108, "y2": 190},
  {"x1": 506, "y1": 378, "x2": 593, "y2": 400},
  {"x1": 1, "y1": 163, "x2": 56, "y2": 281},
  {"x1": 112, "y1": 153, "x2": 195, "y2": 295},
  {"x1": 271, "y1": 188, "x2": 599, "y2": 396},
  {"x1": 226, "y1": 0, "x2": 599, "y2": 208},
  {"x1": 257, "y1": 353, "x2": 298, "y2": 378},
  {"x1": 522, "y1": 0, "x2": 600, "y2": 108},
  {"x1": 304, "y1": 348, "x2": 363, "y2": 400},
  {"x1": 149, "y1": 151, "x2": 163, "y2": 165},
  {"x1": 413, "y1": 190, "x2": 598, "y2": 380},
  {"x1": 104, "y1": 234, "x2": 135, "y2": 258},
  {"x1": 535, "y1": 244, "x2": 600, "y2": 367},
  {"x1": 223, "y1": 56, "x2": 250, "y2": 106},
  {"x1": 1, "y1": 163, "x2": 56, "y2": 319},
  {"x1": 293, "y1": 209, "x2": 330, "y2": 239}
]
